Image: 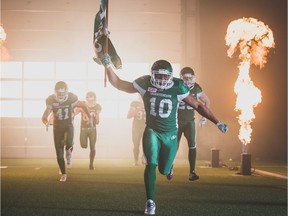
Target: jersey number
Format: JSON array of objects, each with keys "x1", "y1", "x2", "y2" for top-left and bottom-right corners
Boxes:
[
  {"x1": 149, "y1": 97, "x2": 172, "y2": 118},
  {"x1": 56, "y1": 108, "x2": 69, "y2": 120}
]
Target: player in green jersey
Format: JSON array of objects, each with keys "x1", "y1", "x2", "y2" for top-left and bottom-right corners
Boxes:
[
  {"x1": 75, "y1": 91, "x2": 102, "y2": 170},
  {"x1": 100, "y1": 54, "x2": 228, "y2": 215},
  {"x1": 177, "y1": 67, "x2": 211, "y2": 181},
  {"x1": 127, "y1": 94, "x2": 146, "y2": 166},
  {"x1": 42, "y1": 81, "x2": 90, "y2": 182}
]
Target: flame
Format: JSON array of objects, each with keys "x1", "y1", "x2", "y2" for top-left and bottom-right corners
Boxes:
[
  {"x1": 0, "y1": 25, "x2": 11, "y2": 61},
  {"x1": 225, "y1": 17, "x2": 275, "y2": 147},
  {"x1": 0, "y1": 25, "x2": 7, "y2": 41}
]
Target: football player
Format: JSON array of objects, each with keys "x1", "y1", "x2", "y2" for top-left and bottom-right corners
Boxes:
[
  {"x1": 177, "y1": 67, "x2": 211, "y2": 181},
  {"x1": 75, "y1": 91, "x2": 102, "y2": 170},
  {"x1": 127, "y1": 94, "x2": 146, "y2": 166},
  {"x1": 42, "y1": 81, "x2": 90, "y2": 182},
  {"x1": 100, "y1": 54, "x2": 228, "y2": 215}
]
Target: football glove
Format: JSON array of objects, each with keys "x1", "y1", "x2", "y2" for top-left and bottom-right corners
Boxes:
[
  {"x1": 100, "y1": 53, "x2": 112, "y2": 68},
  {"x1": 216, "y1": 122, "x2": 228, "y2": 133},
  {"x1": 198, "y1": 117, "x2": 207, "y2": 127}
]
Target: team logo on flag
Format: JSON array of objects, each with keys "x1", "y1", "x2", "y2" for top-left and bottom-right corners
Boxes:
[{"x1": 93, "y1": 4, "x2": 122, "y2": 69}]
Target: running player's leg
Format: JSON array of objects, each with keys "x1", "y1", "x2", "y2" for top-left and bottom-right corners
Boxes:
[
  {"x1": 53, "y1": 126, "x2": 66, "y2": 175},
  {"x1": 165, "y1": 126, "x2": 184, "y2": 180},
  {"x1": 80, "y1": 128, "x2": 88, "y2": 149},
  {"x1": 142, "y1": 127, "x2": 160, "y2": 201},
  {"x1": 132, "y1": 127, "x2": 140, "y2": 165},
  {"x1": 158, "y1": 129, "x2": 178, "y2": 175},
  {"x1": 177, "y1": 125, "x2": 185, "y2": 150},
  {"x1": 140, "y1": 126, "x2": 146, "y2": 164},
  {"x1": 184, "y1": 121, "x2": 199, "y2": 180},
  {"x1": 65, "y1": 124, "x2": 74, "y2": 168},
  {"x1": 89, "y1": 129, "x2": 97, "y2": 170}
]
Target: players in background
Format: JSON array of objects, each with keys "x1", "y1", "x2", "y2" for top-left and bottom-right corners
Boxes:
[
  {"x1": 42, "y1": 81, "x2": 90, "y2": 182},
  {"x1": 75, "y1": 91, "x2": 102, "y2": 170},
  {"x1": 127, "y1": 94, "x2": 146, "y2": 166},
  {"x1": 100, "y1": 54, "x2": 228, "y2": 215},
  {"x1": 177, "y1": 67, "x2": 210, "y2": 181}
]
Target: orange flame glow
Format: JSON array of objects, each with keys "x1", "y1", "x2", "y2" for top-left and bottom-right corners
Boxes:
[
  {"x1": 225, "y1": 17, "x2": 275, "y2": 146},
  {"x1": 0, "y1": 25, "x2": 10, "y2": 61}
]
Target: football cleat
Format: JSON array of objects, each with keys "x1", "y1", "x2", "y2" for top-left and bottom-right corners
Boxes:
[
  {"x1": 189, "y1": 171, "x2": 200, "y2": 181},
  {"x1": 60, "y1": 174, "x2": 67, "y2": 182},
  {"x1": 166, "y1": 165, "x2": 174, "y2": 180},
  {"x1": 144, "y1": 199, "x2": 156, "y2": 215}
]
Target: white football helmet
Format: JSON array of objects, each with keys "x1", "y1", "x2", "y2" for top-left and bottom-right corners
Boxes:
[
  {"x1": 54, "y1": 81, "x2": 68, "y2": 103},
  {"x1": 150, "y1": 60, "x2": 173, "y2": 90},
  {"x1": 180, "y1": 67, "x2": 196, "y2": 89}
]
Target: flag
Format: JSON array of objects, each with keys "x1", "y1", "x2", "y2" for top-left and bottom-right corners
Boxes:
[{"x1": 93, "y1": 1, "x2": 122, "y2": 69}]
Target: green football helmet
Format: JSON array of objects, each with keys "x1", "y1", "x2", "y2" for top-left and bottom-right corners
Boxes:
[
  {"x1": 180, "y1": 67, "x2": 196, "y2": 89},
  {"x1": 54, "y1": 81, "x2": 68, "y2": 103},
  {"x1": 150, "y1": 60, "x2": 173, "y2": 90}
]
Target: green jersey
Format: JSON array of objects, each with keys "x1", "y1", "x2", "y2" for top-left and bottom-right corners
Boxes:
[
  {"x1": 133, "y1": 75, "x2": 189, "y2": 133},
  {"x1": 178, "y1": 83, "x2": 202, "y2": 126},
  {"x1": 46, "y1": 92, "x2": 78, "y2": 127}
]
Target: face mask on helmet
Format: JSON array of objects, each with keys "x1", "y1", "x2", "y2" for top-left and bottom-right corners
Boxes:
[
  {"x1": 54, "y1": 81, "x2": 68, "y2": 103},
  {"x1": 181, "y1": 73, "x2": 196, "y2": 88},
  {"x1": 150, "y1": 60, "x2": 173, "y2": 89}
]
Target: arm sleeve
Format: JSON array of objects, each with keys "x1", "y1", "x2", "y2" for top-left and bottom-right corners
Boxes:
[
  {"x1": 133, "y1": 75, "x2": 149, "y2": 96},
  {"x1": 177, "y1": 79, "x2": 190, "y2": 102}
]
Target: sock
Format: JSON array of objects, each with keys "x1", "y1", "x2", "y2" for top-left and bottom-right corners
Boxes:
[
  {"x1": 144, "y1": 164, "x2": 157, "y2": 200},
  {"x1": 189, "y1": 148, "x2": 196, "y2": 173}
]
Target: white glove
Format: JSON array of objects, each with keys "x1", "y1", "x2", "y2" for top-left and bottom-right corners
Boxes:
[
  {"x1": 216, "y1": 122, "x2": 228, "y2": 133},
  {"x1": 100, "y1": 53, "x2": 112, "y2": 67},
  {"x1": 198, "y1": 117, "x2": 207, "y2": 127}
]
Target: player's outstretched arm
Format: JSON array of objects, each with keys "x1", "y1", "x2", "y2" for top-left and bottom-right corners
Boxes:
[
  {"x1": 106, "y1": 67, "x2": 136, "y2": 93},
  {"x1": 127, "y1": 106, "x2": 137, "y2": 119},
  {"x1": 199, "y1": 92, "x2": 210, "y2": 108},
  {"x1": 76, "y1": 101, "x2": 91, "y2": 118},
  {"x1": 42, "y1": 108, "x2": 51, "y2": 126},
  {"x1": 198, "y1": 92, "x2": 210, "y2": 127},
  {"x1": 101, "y1": 54, "x2": 137, "y2": 94},
  {"x1": 184, "y1": 94, "x2": 228, "y2": 133}
]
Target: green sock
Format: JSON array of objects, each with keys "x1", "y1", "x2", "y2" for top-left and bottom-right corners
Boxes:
[
  {"x1": 144, "y1": 164, "x2": 157, "y2": 200},
  {"x1": 189, "y1": 148, "x2": 196, "y2": 173}
]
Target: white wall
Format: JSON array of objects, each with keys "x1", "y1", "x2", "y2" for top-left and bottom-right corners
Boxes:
[{"x1": 1, "y1": 0, "x2": 201, "y2": 159}]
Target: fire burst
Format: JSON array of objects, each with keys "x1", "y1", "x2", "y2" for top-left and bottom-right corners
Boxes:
[
  {"x1": 0, "y1": 25, "x2": 10, "y2": 61},
  {"x1": 225, "y1": 17, "x2": 275, "y2": 150}
]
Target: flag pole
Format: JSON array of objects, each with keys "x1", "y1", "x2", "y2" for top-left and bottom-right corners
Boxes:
[{"x1": 104, "y1": 0, "x2": 109, "y2": 87}]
